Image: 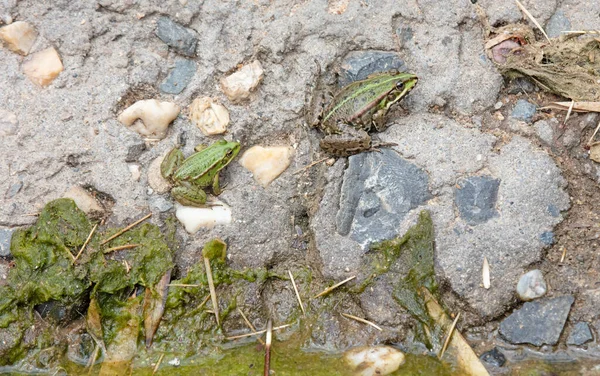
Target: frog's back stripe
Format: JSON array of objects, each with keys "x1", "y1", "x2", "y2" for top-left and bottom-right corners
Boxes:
[
  {"x1": 174, "y1": 145, "x2": 233, "y2": 182},
  {"x1": 322, "y1": 75, "x2": 400, "y2": 124}
]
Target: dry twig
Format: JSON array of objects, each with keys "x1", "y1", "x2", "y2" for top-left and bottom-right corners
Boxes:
[
  {"x1": 74, "y1": 223, "x2": 98, "y2": 262},
  {"x1": 439, "y1": 312, "x2": 461, "y2": 359},
  {"x1": 313, "y1": 276, "x2": 356, "y2": 299},
  {"x1": 288, "y1": 270, "x2": 305, "y2": 315},
  {"x1": 515, "y1": 0, "x2": 551, "y2": 43}
]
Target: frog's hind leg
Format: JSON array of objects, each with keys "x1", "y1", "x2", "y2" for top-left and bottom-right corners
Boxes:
[
  {"x1": 161, "y1": 148, "x2": 185, "y2": 179},
  {"x1": 171, "y1": 182, "x2": 207, "y2": 207},
  {"x1": 320, "y1": 125, "x2": 371, "y2": 157}
]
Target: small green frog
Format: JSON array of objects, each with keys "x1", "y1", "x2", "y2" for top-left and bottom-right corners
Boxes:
[
  {"x1": 309, "y1": 70, "x2": 418, "y2": 156},
  {"x1": 160, "y1": 140, "x2": 240, "y2": 207}
]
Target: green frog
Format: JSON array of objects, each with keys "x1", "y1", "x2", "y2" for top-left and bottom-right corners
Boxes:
[
  {"x1": 309, "y1": 70, "x2": 418, "y2": 156},
  {"x1": 160, "y1": 139, "x2": 240, "y2": 207}
]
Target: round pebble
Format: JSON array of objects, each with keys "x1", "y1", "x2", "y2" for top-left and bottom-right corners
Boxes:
[{"x1": 516, "y1": 269, "x2": 547, "y2": 301}]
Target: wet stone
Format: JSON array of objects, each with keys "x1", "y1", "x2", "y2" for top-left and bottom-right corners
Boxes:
[
  {"x1": 0, "y1": 228, "x2": 14, "y2": 257},
  {"x1": 511, "y1": 99, "x2": 537, "y2": 123},
  {"x1": 159, "y1": 59, "x2": 196, "y2": 94},
  {"x1": 339, "y1": 50, "x2": 407, "y2": 87},
  {"x1": 336, "y1": 149, "x2": 431, "y2": 248},
  {"x1": 454, "y1": 176, "x2": 499, "y2": 225},
  {"x1": 499, "y1": 295, "x2": 574, "y2": 346},
  {"x1": 567, "y1": 322, "x2": 593, "y2": 346},
  {"x1": 155, "y1": 17, "x2": 197, "y2": 57},
  {"x1": 546, "y1": 10, "x2": 571, "y2": 39},
  {"x1": 480, "y1": 348, "x2": 506, "y2": 367}
]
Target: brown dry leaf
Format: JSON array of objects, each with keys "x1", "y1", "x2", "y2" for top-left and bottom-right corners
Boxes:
[
  {"x1": 143, "y1": 270, "x2": 172, "y2": 347},
  {"x1": 546, "y1": 101, "x2": 600, "y2": 113},
  {"x1": 590, "y1": 144, "x2": 600, "y2": 163},
  {"x1": 422, "y1": 288, "x2": 490, "y2": 376}
]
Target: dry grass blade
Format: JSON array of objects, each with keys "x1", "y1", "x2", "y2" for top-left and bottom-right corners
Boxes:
[
  {"x1": 204, "y1": 257, "x2": 220, "y2": 326},
  {"x1": 167, "y1": 283, "x2": 201, "y2": 287},
  {"x1": 560, "y1": 247, "x2": 567, "y2": 263},
  {"x1": 482, "y1": 257, "x2": 490, "y2": 289},
  {"x1": 86, "y1": 345, "x2": 100, "y2": 374},
  {"x1": 313, "y1": 276, "x2": 356, "y2": 299},
  {"x1": 100, "y1": 213, "x2": 152, "y2": 245},
  {"x1": 288, "y1": 270, "x2": 305, "y2": 315},
  {"x1": 264, "y1": 319, "x2": 272, "y2": 376},
  {"x1": 515, "y1": 0, "x2": 551, "y2": 43},
  {"x1": 293, "y1": 157, "x2": 330, "y2": 175},
  {"x1": 341, "y1": 313, "x2": 382, "y2": 331},
  {"x1": 564, "y1": 100, "x2": 575, "y2": 127},
  {"x1": 197, "y1": 294, "x2": 211, "y2": 310},
  {"x1": 238, "y1": 308, "x2": 265, "y2": 345},
  {"x1": 104, "y1": 244, "x2": 141, "y2": 253},
  {"x1": 587, "y1": 120, "x2": 600, "y2": 147},
  {"x1": 561, "y1": 30, "x2": 600, "y2": 35},
  {"x1": 545, "y1": 101, "x2": 600, "y2": 113},
  {"x1": 225, "y1": 324, "x2": 292, "y2": 340},
  {"x1": 152, "y1": 353, "x2": 165, "y2": 375},
  {"x1": 74, "y1": 223, "x2": 98, "y2": 262},
  {"x1": 439, "y1": 312, "x2": 461, "y2": 359}
]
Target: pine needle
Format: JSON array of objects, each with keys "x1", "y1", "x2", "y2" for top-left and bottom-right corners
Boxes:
[
  {"x1": 204, "y1": 257, "x2": 220, "y2": 326},
  {"x1": 341, "y1": 313, "x2": 382, "y2": 331},
  {"x1": 313, "y1": 276, "x2": 356, "y2": 299},
  {"x1": 104, "y1": 244, "x2": 141, "y2": 253},
  {"x1": 152, "y1": 353, "x2": 165, "y2": 375},
  {"x1": 100, "y1": 213, "x2": 152, "y2": 245},
  {"x1": 288, "y1": 270, "x2": 305, "y2": 315},
  {"x1": 225, "y1": 324, "x2": 292, "y2": 340},
  {"x1": 238, "y1": 308, "x2": 265, "y2": 346},
  {"x1": 438, "y1": 312, "x2": 461, "y2": 359},
  {"x1": 74, "y1": 223, "x2": 98, "y2": 262}
]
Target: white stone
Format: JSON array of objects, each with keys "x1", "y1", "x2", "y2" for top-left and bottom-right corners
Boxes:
[
  {"x1": 239, "y1": 145, "x2": 293, "y2": 187},
  {"x1": 22, "y1": 47, "x2": 63, "y2": 87},
  {"x1": 517, "y1": 269, "x2": 547, "y2": 301},
  {"x1": 128, "y1": 164, "x2": 141, "y2": 181},
  {"x1": 175, "y1": 201, "x2": 232, "y2": 234},
  {"x1": 118, "y1": 99, "x2": 180, "y2": 140},
  {"x1": 220, "y1": 60, "x2": 264, "y2": 102},
  {"x1": 0, "y1": 21, "x2": 37, "y2": 55},
  {"x1": 147, "y1": 153, "x2": 171, "y2": 194},
  {"x1": 344, "y1": 346, "x2": 405, "y2": 376},
  {"x1": 63, "y1": 186, "x2": 103, "y2": 214},
  {"x1": 0, "y1": 109, "x2": 18, "y2": 136},
  {"x1": 189, "y1": 97, "x2": 229, "y2": 135}
]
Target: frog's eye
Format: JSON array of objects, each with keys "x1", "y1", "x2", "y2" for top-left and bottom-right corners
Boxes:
[{"x1": 396, "y1": 81, "x2": 405, "y2": 90}]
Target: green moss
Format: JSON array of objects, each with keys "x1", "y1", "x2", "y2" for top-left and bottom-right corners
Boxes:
[{"x1": 0, "y1": 199, "x2": 174, "y2": 366}]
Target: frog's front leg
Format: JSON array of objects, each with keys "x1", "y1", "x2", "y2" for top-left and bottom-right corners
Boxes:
[
  {"x1": 161, "y1": 147, "x2": 185, "y2": 180},
  {"x1": 320, "y1": 123, "x2": 371, "y2": 157},
  {"x1": 212, "y1": 172, "x2": 223, "y2": 195},
  {"x1": 171, "y1": 181, "x2": 207, "y2": 207}
]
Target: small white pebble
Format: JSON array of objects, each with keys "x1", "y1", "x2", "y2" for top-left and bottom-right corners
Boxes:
[
  {"x1": 517, "y1": 269, "x2": 547, "y2": 301},
  {"x1": 128, "y1": 164, "x2": 141, "y2": 181},
  {"x1": 220, "y1": 61, "x2": 264, "y2": 102},
  {"x1": 118, "y1": 99, "x2": 180, "y2": 140},
  {"x1": 239, "y1": 145, "x2": 294, "y2": 187}
]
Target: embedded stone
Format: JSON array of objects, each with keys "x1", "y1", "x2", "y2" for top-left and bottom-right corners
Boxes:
[
  {"x1": 155, "y1": 17, "x2": 197, "y2": 57},
  {"x1": 516, "y1": 269, "x2": 547, "y2": 301},
  {"x1": 189, "y1": 97, "x2": 229, "y2": 136},
  {"x1": 159, "y1": 59, "x2": 196, "y2": 94},
  {"x1": 117, "y1": 99, "x2": 180, "y2": 140},
  {"x1": 220, "y1": 61, "x2": 264, "y2": 102},
  {"x1": 499, "y1": 296, "x2": 574, "y2": 346},
  {"x1": 0, "y1": 21, "x2": 37, "y2": 55},
  {"x1": 455, "y1": 176, "x2": 500, "y2": 225},
  {"x1": 22, "y1": 47, "x2": 63, "y2": 87},
  {"x1": 344, "y1": 346, "x2": 405, "y2": 376},
  {"x1": 567, "y1": 322, "x2": 593, "y2": 346},
  {"x1": 63, "y1": 186, "x2": 103, "y2": 214},
  {"x1": 339, "y1": 50, "x2": 407, "y2": 87},
  {"x1": 239, "y1": 145, "x2": 293, "y2": 187}
]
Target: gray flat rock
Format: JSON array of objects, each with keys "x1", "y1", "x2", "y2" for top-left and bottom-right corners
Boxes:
[
  {"x1": 155, "y1": 17, "x2": 198, "y2": 57},
  {"x1": 455, "y1": 176, "x2": 499, "y2": 225},
  {"x1": 336, "y1": 149, "x2": 431, "y2": 247},
  {"x1": 0, "y1": 228, "x2": 13, "y2": 257},
  {"x1": 339, "y1": 51, "x2": 407, "y2": 87},
  {"x1": 159, "y1": 59, "x2": 196, "y2": 94},
  {"x1": 499, "y1": 295, "x2": 574, "y2": 346},
  {"x1": 511, "y1": 99, "x2": 537, "y2": 123},
  {"x1": 567, "y1": 322, "x2": 594, "y2": 346}
]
